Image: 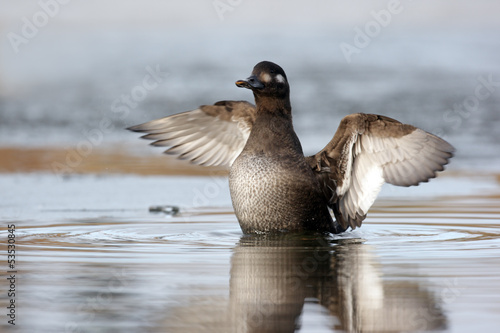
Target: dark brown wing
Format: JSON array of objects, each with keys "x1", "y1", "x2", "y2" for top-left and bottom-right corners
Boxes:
[
  {"x1": 128, "y1": 101, "x2": 256, "y2": 167},
  {"x1": 307, "y1": 113, "x2": 455, "y2": 230}
]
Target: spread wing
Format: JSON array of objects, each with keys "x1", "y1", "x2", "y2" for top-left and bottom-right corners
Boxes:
[
  {"x1": 307, "y1": 113, "x2": 455, "y2": 230},
  {"x1": 128, "y1": 100, "x2": 256, "y2": 167}
]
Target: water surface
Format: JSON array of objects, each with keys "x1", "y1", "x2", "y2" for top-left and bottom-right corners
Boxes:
[{"x1": 1, "y1": 173, "x2": 499, "y2": 332}]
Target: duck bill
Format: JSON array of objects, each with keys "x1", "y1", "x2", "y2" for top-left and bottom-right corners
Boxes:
[{"x1": 235, "y1": 75, "x2": 264, "y2": 90}]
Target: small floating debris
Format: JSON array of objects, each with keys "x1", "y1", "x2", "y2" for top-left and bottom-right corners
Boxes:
[{"x1": 148, "y1": 205, "x2": 180, "y2": 216}]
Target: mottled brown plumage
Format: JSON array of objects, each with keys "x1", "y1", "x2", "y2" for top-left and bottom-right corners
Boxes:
[{"x1": 128, "y1": 61, "x2": 455, "y2": 234}]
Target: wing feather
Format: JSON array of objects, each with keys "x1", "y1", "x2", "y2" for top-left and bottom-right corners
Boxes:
[
  {"x1": 128, "y1": 101, "x2": 256, "y2": 167},
  {"x1": 308, "y1": 113, "x2": 454, "y2": 230}
]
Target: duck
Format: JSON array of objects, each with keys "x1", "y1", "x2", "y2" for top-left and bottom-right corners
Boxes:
[{"x1": 128, "y1": 61, "x2": 454, "y2": 234}]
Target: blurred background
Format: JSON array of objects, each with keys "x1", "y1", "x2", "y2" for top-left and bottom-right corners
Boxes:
[{"x1": 1, "y1": 0, "x2": 499, "y2": 174}]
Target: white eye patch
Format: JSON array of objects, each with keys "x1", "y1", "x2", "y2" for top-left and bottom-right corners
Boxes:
[
  {"x1": 275, "y1": 74, "x2": 285, "y2": 83},
  {"x1": 261, "y1": 73, "x2": 272, "y2": 83}
]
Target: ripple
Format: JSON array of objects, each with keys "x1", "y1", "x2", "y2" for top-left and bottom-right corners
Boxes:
[
  {"x1": 5, "y1": 190, "x2": 500, "y2": 333},
  {"x1": 12, "y1": 192, "x2": 500, "y2": 271}
]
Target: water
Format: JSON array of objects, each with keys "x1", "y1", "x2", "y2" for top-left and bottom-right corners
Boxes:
[{"x1": 1, "y1": 173, "x2": 499, "y2": 332}]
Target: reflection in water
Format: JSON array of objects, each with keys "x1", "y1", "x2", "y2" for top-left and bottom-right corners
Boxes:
[
  {"x1": 332, "y1": 242, "x2": 446, "y2": 332},
  {"x1": 169, "y1": 234, "x2": 447, "y2": 332},
  {"x1": 230, "y1": 235, "x2": 317, "y2": 333}
]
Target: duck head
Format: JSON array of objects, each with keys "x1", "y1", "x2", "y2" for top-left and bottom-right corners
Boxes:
[{"x1": 236, "y1": 61, "x2": 291, "y2": 113}]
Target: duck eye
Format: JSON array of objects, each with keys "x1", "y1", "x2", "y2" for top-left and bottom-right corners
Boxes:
[{"x1": 270, "y1": 69, "x2": 275, "y2": 74}]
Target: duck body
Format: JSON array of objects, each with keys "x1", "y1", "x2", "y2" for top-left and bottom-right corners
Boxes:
[{"x1": 229, "y1": 112, "x2": 334, "y2": 233}]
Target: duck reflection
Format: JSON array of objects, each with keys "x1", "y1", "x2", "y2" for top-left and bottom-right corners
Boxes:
[{"x1": 229, "y1": 234, "x2": 446, "y2": 332}]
